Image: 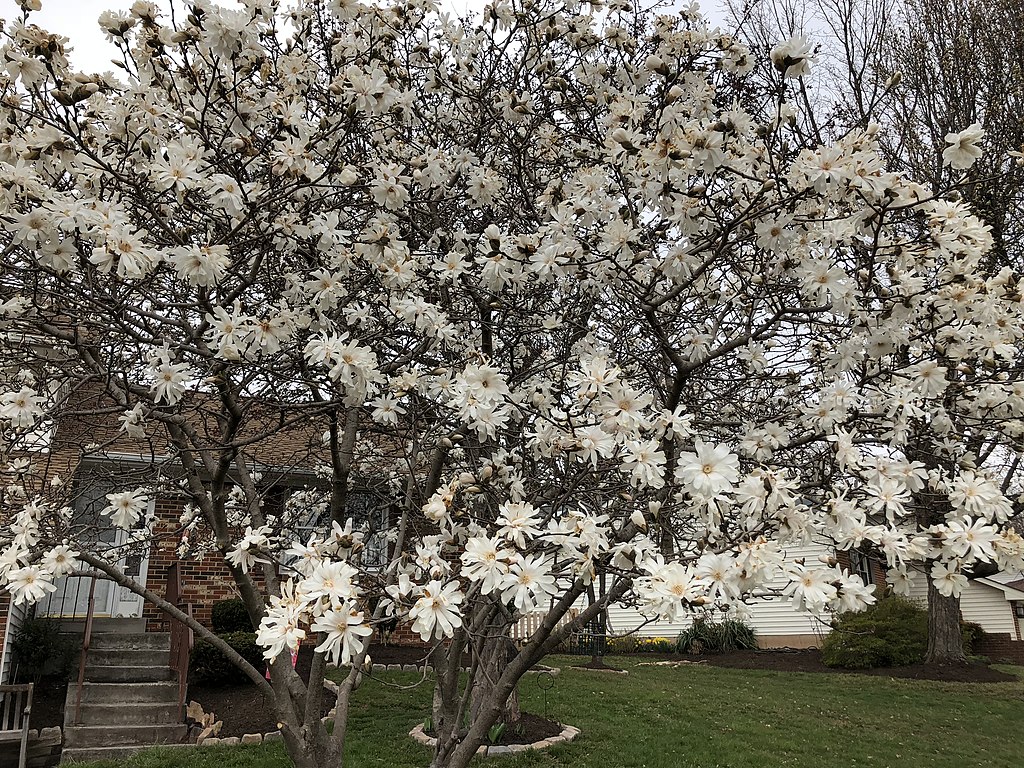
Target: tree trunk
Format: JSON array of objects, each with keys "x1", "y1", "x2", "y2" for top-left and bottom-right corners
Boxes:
[
  {"x1": 588, "y1": 577, "x2": 608, "y2": 666},
  {"x1": 470, "y1": 632, "x2": 520, "y2": 727},
  {"x1": 925, "y1": 578, "x2": 967, "y2": 665}
]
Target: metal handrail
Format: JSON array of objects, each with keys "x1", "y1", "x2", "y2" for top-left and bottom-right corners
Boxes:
[
  {"x1": 165, "y1": 563, "x2": 193, "y2": 722},
  {"x1": 72, "y1": 574, "x2": 98, "y2": 726}
]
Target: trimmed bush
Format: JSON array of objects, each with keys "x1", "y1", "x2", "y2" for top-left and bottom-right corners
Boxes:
[
  {"x1": 189, "y1": 631, "x2": 265, "y2": 686},
  {"x1": 961, "y1": 621, "x2": 986, "y2": 654},
  {"x1": 12, "y1": 616, "x2": 76, "y2": 682},
  {"x1": 211, "y1": 598, "x2": 253, "y2": 633},
  {"x1": 822, "y1": 595, "x2": 927, "y2": 669},
  {"x1": 676, "y1": 616, "x2": 758, "y2": 654}
]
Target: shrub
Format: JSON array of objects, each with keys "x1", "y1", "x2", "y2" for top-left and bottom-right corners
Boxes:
[
  {"x1": 961, "y1": 621, "x2": 986, "y2": 654},
  {"x1": 822, "y1": 595, "x2": 927, "y2": 669},
  {"x1": 211, "y1": 598, "x2": 253, "y2": 633},
  {"x1": 676, "y1": 616, "x2": 758, "y2": 654},
  {"x1": 12, "y1": 616, "x2": 77, "y2": 682},
  {"x1": 190, "y1": 631, "x2": 265, "y2": 686}
]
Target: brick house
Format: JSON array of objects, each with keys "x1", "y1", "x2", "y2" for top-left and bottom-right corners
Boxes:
[{"x1": 0, "y1": 384, "x2": 406, "y2": 683}]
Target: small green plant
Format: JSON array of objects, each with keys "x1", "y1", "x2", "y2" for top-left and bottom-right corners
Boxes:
[
  {"x1": 676, "y1": 616, "x2": 758, "y2": 654},
  {"x1": 189, "y1": 630, "x2": 265, "y2": 686},
  {"x1": 423, "y1": 717, "x2": 433, "y2": 735},
  {"x1": 12, "y1": 616, "x2": 76, "y2": 682},
  {"x1": 487, "y1": 722, "x2": 506, "y2": 745},
  {"x1": 822, "y1": 594, "x2": 927, "y2": 669},
  {"x1": 211, "y1": 598, "x2": 254, "y2": 633},
  {"x1": 607, "y1": 634, "x2": 641, "y2": 654},
  {"x1": 961, "y1": 621, "x2": 985, "y2": 654}
]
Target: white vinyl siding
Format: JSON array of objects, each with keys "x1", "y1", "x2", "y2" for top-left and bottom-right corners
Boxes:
[
  {"x1": 601, "y1": 542, "x2": 832, "y2": 640},
  {"x1": 905, "y1": 571, "x2": 1017, "y2": 636}
]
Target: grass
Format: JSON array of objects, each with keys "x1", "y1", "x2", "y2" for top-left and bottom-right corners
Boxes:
[{"x1": 68, "y1": 655, "x2": 1024, "y2": 768}]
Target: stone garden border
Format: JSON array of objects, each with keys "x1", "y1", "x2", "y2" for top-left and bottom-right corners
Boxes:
[
  {"x1": 408, "y1": 722, "x2": 580, "y2": 757},
  {"x1": 196, "y1": 667, "x2": 568, "y2": 750}
]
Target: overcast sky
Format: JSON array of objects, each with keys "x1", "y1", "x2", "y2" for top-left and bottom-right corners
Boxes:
[{"x1": 6, "y1": 0, "x2": 729, "y2": 74}]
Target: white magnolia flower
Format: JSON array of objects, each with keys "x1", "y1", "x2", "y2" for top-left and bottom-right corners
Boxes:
[
  {"x1": 149, "y1": 361, "x2": 192, "y2": 404},
  {"x1": 460, "y1": 535, "x2": 512, "y2": 595},
  {"x1": 941, "y1": 517, "x2": 998, "y2": 563},
  {"x1": 300, "y1": 561, "x2": 360, "y2": 605},
  {"x1": 102, "y1": 490, "x2": 149, "y2": 529},
  {"x1": 311, "y1": 605, "x2": 373, "y2": 666},
  {"x1": 676, "y1": 441, "x2": 740, "y2": 498},
  {"x1": 930, "y1": 560, "x2": 968, "y2": 597},
  {"x1": 42, "y1": 544, "x2": 80, "y2": 578},
  {"x1": 942, "y1": 123, "x2": 985, "y2": 170},
  {"x1": 496, "y1": 502, "x2": 544, "y2": 548},
  {"x1": 6, "y1": 565, "x2": 57, "y2": 606},
  {"x1": 786, "y1": 565, "x2": 838, "y2": 614},
  {"x1": 0, "y1": 387, "x2": 43, "y2": 428},
  {"x1": 257, "y1": 603, "x2": 306, "y2": 661},
  {"x1": 500, "y1": 555, "x2": 557, "y2": 614},
  {"x1": 831, "y1": 572, "x2": 877, "y2": 613},
  {"x1": 771, "y1": 35, "x2": 815, "y2": 78},
  {"x1": 227, "y1": 525, "x2": 273, "y2": 574},
  {"x1": 409, "y1": 580, "x2": 464, "y2": 642}
]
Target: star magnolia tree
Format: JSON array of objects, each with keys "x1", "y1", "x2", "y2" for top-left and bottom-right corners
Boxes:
[{"x1": 1, "y1": 0, "x2": 1023, "y2": 766}]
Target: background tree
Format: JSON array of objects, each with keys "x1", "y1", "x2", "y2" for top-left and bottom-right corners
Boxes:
[{"x1": 727, "y1": 0, "x2": 1024, "y2": 665}]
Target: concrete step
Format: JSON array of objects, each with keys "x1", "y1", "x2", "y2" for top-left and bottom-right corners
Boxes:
[
  {"x1": 89, "y1": 632, "x2": 170, "y2": 651},
  {"x1": 60, "y1": 618, "x2": 147, "y2": 635},
  {"x1": 64, "y1": 723, "x2": 188, "y2": 749},
  {"x1": 68, "y1": 702, "x2": 181, "y2": 727},
  {"x1": 86, "y1": 647, "x2": 171, "y2": 667},
  {"x1": 72, "y1": 681, "x2": 179, "y2": 705},
  {"x1": 61, "y1": 742, "x2": 195, "y2": 764},
  {"x1": 84, "y1": 665, "x2": 175, "y2": 682}
]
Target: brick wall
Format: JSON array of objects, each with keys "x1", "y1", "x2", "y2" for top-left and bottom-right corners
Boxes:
[
  {"x1": 973, "y1": 632, "x2": 1024, "y2": 664},
  {"x1": 143, "y1": 498, "x2": 250, "y2": 633},
  {"x1": 0, "y1": 591, "x2": 10, "y2": 682}
]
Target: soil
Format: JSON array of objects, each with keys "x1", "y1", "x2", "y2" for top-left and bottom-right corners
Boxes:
[
  {"x1": 634, "y1": 648, "x2": 1019, "y2": 683},
  {"x1": 188, "y1": 646, "x2": 334, "y2": 738},
  {"x1": 27, "y1": 677, "x2": 68, "y2": 730},
  {"x1": 426, "y1": 712, "x2": 562, "y2": 746}
]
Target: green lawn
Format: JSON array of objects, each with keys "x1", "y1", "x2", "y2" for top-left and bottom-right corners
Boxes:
[{"x1": 70, "y1": 656, "x2": 1024, "y2": 768}]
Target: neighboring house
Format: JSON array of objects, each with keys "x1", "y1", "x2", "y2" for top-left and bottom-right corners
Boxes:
[
  {"x1": 598, "y1": 545, "x2": 1024, "y2": 661},
  {"x1": 0, "y1": 385, "x2": 399, "y2": 682},
  {"x1": 904, "y1": 570, "x2": 1024, "y2": 662},
  {"x1": 598, "y1": 541, "x2": 882, "y2": 649}
]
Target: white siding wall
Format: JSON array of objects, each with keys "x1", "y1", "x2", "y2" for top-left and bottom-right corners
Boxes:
[
  {"x1": 0, "y1": 601, "x2": 30, "y2": 684},
  {"x1": 601, "y1": 542, "x2": 832, "y2": 640},
  {"x1": 905, "y1": 572, "x2": 1016, "y2": 636}
]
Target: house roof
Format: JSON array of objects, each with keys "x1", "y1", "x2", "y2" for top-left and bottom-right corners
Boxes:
[
  {"x1": 4, "y1": 380, "x2": 416, "y2": 516},
  {"x1": 976, "y1": 576, "x2": 1024, "y2": 601}
]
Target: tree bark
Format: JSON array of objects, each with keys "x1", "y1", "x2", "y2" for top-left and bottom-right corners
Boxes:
[
  {"x1": 924, "y1": 578, "x2": 967, "y2": 665},
  {"x1": 470, "y1": 632, "x2": 520, "y2": 727}
]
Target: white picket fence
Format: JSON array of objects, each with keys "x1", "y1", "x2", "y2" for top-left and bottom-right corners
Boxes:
[{"x1": 510, "y1": 608, "x2": 579, "y2": 644}]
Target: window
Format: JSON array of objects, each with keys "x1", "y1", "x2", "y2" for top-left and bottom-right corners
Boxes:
[
  {"x1": 279, "y1": 486, "x2": 391, "y2": 570},
  {"x1": 849, "y1": 549, "x2": 875, "y2": 587}
]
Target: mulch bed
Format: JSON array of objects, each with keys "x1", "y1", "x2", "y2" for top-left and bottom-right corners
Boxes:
[
  {"x1": 426, "y1": 711, "x2": 562, "y2": 746},
  {"x1": 27, "y1": 677, "x2": 68, "y2": 730},
  {"x1": 189, "y1": 646, "x2": 333, "y2": 738},
  {"x1": 631, "y1": 649, "x2": 1018, "y2": 683}
]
